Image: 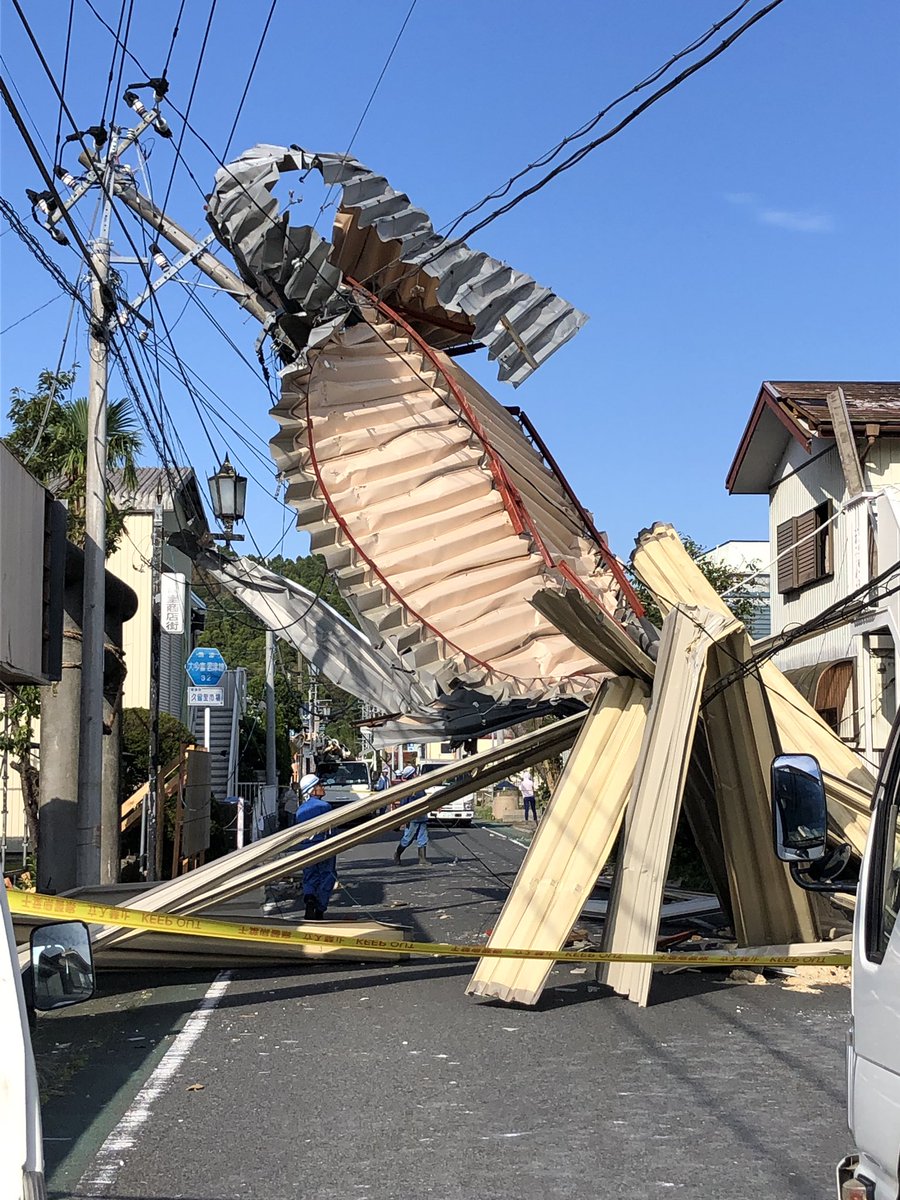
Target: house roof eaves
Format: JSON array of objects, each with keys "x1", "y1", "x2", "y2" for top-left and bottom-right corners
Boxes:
[{"x1": 726, "y1": 382, "x2": 813, "y2": 495}]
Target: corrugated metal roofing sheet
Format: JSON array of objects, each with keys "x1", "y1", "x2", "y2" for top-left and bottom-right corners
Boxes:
[
  {"x1": 207, "y1": 145, "x2": 587, "y2": 386},
  {"x1": 269, "y1": 298, "x2": 634, "y2": 707}
]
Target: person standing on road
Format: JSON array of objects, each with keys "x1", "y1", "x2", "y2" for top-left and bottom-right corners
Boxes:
[
  {"x1": 393, "y1": 764, "x2": 431, "y2": 866},
  {"x1": 294, "y1": 773, "x2": 338, "y2": 920},
  {"x1": 519, "y1": 769, "x2": 538, "y2": 823}
]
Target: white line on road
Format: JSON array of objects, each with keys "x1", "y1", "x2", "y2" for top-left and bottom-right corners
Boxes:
[
  {"x1": 486, "y1": 829, "x2": 531, "y2": 851},
  {"x1": 76, "y1": 971, "x2": 232, "y2": 1197}
]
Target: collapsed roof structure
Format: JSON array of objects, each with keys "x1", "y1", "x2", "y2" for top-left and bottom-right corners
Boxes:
[
  {"x1": 205, "y1": 144, "x2": 649, "y2": 735},
  {"x1": 60, "y1": 145, "x2": 877, "y2": 1004}
]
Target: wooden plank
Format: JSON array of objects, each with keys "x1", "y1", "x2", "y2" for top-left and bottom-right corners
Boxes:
[
  {"x1": 531, "y1": 588, "x2": 656, "y2": 682},
  {"x1": 91, "y1": 714, "x2": 585, "y2": 954},
  {"x1": 826, "y1": 386, "x2": 866, "y2": 498},
  {"x1": 631, "y1": 523, "x2": 874, "y2": 853},
  {"x1": 702, "y1": 632, "x2": 819, "y2": 946},
  {"x1": 466, "y1": 676, "x2": 650, "y2": 1006},
  {"x1": 535, "y1": 583, "x2": 732, "y2": 918},
  {"x1": 602, "y1": 605, "x2": 738, "y2": 1006}
]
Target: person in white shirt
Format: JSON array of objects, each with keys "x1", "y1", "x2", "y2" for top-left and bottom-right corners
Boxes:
[{"x1": 519, "y1": 770, "x2": 537, "y2": 823}]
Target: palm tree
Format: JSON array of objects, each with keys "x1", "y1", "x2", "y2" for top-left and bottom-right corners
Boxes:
[
  {"x1": 5, "y1": 373, "x2": 143, "y2": 554},
  {"x1": 49, "y1": 395, "x2": 142, "y2": 552}
]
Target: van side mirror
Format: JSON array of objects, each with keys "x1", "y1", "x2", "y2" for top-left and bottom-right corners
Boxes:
[
  {"x1": 30, "y1": 921, "x2": 95, "y2": 1011},
  {"x1": 771, "y1": 753, "x2": 828, "y2": 862}
]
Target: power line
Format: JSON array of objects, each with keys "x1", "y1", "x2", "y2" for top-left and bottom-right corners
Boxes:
[
  {"x1": 436, "y1": 1, "x2": 755, "y2": 244},
  {"x1": 349, "y1": 1, "x2": 787, "y2": 302},
  {"x1": 110, "y1": 0, "x2": 135, "y2": 131},
  {"x1": 0, "y1": 193, "x2": 92, "y2": 321},
  {"x1": 451, "y1": 0, "x2": 786, "y2": 248},
  {"x1": 0, "y1": 291, "x2": 63, "y2": 335},
  {"x1": 221, "y1": 0, "x2": 278, "y2": 161},
  {"x1": 100, "y1": 0, "x2": 129, "y2": 132},
  {"x1": 315, "y1": 0, "x2": 418, "y2": 227},
  {"x1": 159, "y1": 0, "x2": 218, "y2": 218},
  {"x1": 162, "y1": 0, "x2": 186, "y2": 80},
  {"x1": 52, "y1": 0, "x2": 76, "y2": 166}
]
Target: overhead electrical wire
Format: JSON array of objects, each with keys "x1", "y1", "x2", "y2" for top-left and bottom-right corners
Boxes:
[
  {"x1": 220, "y1": 0, "x2": 279, "y2": 161},
  {"x1": 99, "y1": 0, "x2": 129, "y2": 133},
  {"x1": 159, "y1": 0, "x2": 218, "y2": 219},
  {"x1": 436, "y1": 0, "x2": 756, "y2": 243},
  {"x1": 0, "y1": 291, "x2": 64, "y2": 335},
  {"x1": 52, "y1": 0, "x2": 76, "y2": 167},
  {"x1": 449, "y1": 0, "x2": 786, "y2": 248},
  {"x1": 161, "y1": 0, "x2": 187, "y2": 81},
  {"x1": 315, "y1": 0, "x2": 418, "y2": 227},
  {"x1": 110, "y1": 0, "x2": 135, "y2": 130}
]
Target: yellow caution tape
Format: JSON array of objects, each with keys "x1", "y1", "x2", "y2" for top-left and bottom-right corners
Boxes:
[{"x1": 8, "y1": 890, "x2": 852, "y2": 969}]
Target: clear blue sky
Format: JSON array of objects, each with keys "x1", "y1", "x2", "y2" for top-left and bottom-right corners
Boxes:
[{"x1": 2, "y1": 1, "x2": 897, "y2": 563}]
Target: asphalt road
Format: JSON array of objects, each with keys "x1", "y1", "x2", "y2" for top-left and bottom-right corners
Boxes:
[{"x1": 35, "y1": 823, "x2": 851, "y2": 1200}]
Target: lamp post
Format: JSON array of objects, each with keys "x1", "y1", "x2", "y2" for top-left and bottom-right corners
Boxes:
[{"x1": 207, "y1": 456, "x2": 248, "y2": 543}]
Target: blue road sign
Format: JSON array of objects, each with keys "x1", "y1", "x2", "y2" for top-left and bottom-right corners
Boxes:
[{"x1": 185, "y1": 646, "x2": 227, "y2": 687}]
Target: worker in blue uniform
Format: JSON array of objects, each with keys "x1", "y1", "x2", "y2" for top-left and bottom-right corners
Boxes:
[
  {"x1": 294, "y1": 773, "x2": 337, "y2": 920},
  {"x1": 393, "y1": 764, "x2": 431, "y2": 866}
]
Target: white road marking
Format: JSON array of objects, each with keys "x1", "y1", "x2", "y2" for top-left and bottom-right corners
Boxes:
[
  {"x1": 485, "y1": 829, "x2": 531, "y2": 851},
  {"x1": 76, "y1": 971, "x2": 232, "y2": 1197}
]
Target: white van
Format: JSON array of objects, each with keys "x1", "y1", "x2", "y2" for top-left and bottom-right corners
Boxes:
[
  {"x1": 770, "y1": 723, "x2": 900, "y2": 1199},
  {"x1": 419, "y1": 761, "x2": 476, "y2": 825}
]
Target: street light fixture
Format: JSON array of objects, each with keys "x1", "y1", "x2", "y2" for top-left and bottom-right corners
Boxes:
[{"x1": 207, "y1": 456, "x2": 247, "y2": 543}]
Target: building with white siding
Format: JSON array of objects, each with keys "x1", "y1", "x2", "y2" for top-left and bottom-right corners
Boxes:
[
  {"x1": 703, "y1": 539, "x2": 770, "y2": 639},
  {"x1": 107, "y1": 467, "x2": 210, "y2": 725},
  {"x1": 728, "y1": 381, "x2": 900, "y2": 766}
]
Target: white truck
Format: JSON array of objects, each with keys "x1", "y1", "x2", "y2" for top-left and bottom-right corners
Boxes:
[
  {"x1": 771, "y1": 723, "x2": 900, "y2": 1198},
  {"x1": 418, "y1": 761, "x2": 476, "y2": 824},
  {"x1": 1, "y1": 888, "x2": 96, "y2": 1200}
]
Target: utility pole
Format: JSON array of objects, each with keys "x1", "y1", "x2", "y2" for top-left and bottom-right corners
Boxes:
[
  {"x1": 144, "y1": 494, "x2": 164, "y2": 881},
  {"x1": 76, "y1": 231, "x2": 112, "y2": 886},
  {"x1": 265, "y1": 630, "x2": 277, "y2": 789}
]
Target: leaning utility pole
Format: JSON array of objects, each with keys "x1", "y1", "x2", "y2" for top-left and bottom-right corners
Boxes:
[{"x1": 76, "y1": 231, "x2": 112, "y2": 886}]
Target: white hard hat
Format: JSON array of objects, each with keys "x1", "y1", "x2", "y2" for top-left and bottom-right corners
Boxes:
[
  {"x1": 299, "y1": 773, "x2": 320, "y2": 795},
  {"x1": 400, "y1": 764, "x2": 417, "y2": 779}
]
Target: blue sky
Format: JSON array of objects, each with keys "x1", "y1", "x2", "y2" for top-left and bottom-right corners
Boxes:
[{"x1": 1, "y1": 0, "x2": 897, "y2": 563}]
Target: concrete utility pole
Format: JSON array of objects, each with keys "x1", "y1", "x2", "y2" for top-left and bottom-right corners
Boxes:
[
  {"x1": 76, "y1": 233, "x2": 112, "y2": 886},
  {"x1": 144, "y1": 496, "x2": 165, "y2": 881},
  {"x1": 265, "y1": 630, "x2": 277, "y2": 789}
]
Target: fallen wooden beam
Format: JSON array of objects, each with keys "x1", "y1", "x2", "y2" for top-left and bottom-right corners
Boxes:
[
  {"x1": 534, "y1": 586, "x2": 733, "y2": 916},
  {"x1": 631, "y1": 523, "x2": 875, "y2": 855},
  {"x1": 91, "y1": 714, "x2": 584, "y2": 955},
  {"x1": 602, "y1": 605, "x2": 738, "y2": 1006},
  {"x1": 702, "y1": 631, "x2": 820, "y2": 947},
  {"x1": 466, "y1": 675, "x2": 650, "y2": 1006}
]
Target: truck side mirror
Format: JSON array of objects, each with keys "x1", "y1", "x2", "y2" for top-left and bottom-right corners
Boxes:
[
  {"x1": 30, "y1": 922, "x2": 95, "y2": 1012},
  {"x1": 771, "y1": 753, "x2": 828, "y2": 863}
]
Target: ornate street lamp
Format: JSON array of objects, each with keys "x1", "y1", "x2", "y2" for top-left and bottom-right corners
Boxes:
[{"x1": 207, "y1": 456, "x2": 247, "y2": 542}]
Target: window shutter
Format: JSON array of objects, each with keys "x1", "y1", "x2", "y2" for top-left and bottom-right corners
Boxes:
[
  {"x1": 795, "y1": 509, "x2": 819, "y2": 587},
  {"x1": 776, "y1": 518, "x2": 797, "y2": 593}
]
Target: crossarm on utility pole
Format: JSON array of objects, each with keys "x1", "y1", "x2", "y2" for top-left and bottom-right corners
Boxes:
[{"x1": 113, "y1": 184, "x2": 273, "y2": 325}]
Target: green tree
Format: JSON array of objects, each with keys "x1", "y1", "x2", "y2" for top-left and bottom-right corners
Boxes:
[
  {"x1": 193, "y1": 552, "x2": 364, "y2": 781},
  {"x1": 2, "y1": 370, "x2": 144, "y2": 868},
  {"x1": 631, "y1": 533, "x2": 762, "y2": 629},
  {"x1": 4, "y1": 369, "x2": 142, "y2": 553}
]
